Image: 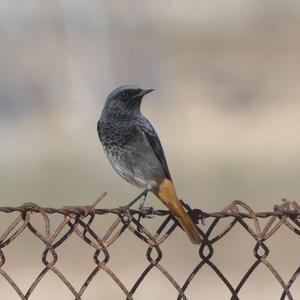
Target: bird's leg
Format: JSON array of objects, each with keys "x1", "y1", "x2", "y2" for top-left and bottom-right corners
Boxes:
[
  {"x1": 138, "y1": 191, "x2": 148, "y2": 210},
  {"x1": 137, "y1": 191, "x2": 149, "y2": 225},
  {"x1": 136, "y1": 191, "x2": 155, "y2": 232},
  {"x1": 138, "y1": 192, "x2": 154, "y2": 219},
  {"x1": 125, "y1": 189, "x2": 148, "y2": 208},
  {"x1": 119, "y1": 190, "x2": 148, "y2": 225}
]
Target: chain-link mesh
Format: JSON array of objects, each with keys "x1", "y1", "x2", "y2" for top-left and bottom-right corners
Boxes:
[{"x1": 0, "y1": 193, "x2": 299, "y2": 299}]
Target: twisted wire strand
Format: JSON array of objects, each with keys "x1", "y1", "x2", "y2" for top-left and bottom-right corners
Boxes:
[{"x1": 0, "y1": 194, "x2": 299, "y2": 300}]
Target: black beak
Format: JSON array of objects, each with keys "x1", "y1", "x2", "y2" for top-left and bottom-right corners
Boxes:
[
  {"x1": 141, "y1": 89, "x2": 154, "y2": 96},
  {"x1": 134, "y1": 89, "x2": 154, "y2": 98}
]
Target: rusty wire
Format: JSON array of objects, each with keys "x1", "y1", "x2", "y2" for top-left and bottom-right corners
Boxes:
[{"x1": 0, "y1": 193, "x2": 299, "y2": 299}]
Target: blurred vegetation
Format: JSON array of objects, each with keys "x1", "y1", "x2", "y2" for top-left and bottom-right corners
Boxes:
[
  {"x1": 1, "y1": 0, "x2": 299, "y2": 208},
  {"x1": 0, "y1": 2, "x2": 299, "y2": 298}
]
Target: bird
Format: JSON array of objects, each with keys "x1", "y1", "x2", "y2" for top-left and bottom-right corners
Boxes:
[{"x1": 97, "y1": 85, "x2": 201, "y2": 244}]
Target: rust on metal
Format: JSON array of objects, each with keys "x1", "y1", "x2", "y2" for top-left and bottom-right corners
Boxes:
[{"x1": 0, "y1": 194, "x2": 299, "y2": 299}]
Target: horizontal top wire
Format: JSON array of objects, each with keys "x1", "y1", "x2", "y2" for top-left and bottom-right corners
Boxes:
[{"x1": 0, "y1": 198, "x2": 299, "y2": 219}]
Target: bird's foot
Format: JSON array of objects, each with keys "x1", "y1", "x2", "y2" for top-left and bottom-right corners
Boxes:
[
  {"x1": 119, "y1": 206, "x2": 134, "y2": 225},
  {"x1": 136, "y1": 206, "x2": 155, "y2": 233},
  {"x1": 119, "y1": 190, "x2": 151, "y2": 227},
  {"x1": 138, "y1": 205, "x2": 154, "y2": 219}
]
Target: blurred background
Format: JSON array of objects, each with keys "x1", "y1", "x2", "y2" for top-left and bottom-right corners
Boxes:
[{"x1": 0, "y1": 0, "x2": 299, "y2": 299}]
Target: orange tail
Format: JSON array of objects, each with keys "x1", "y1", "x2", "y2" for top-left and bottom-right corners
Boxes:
[{"x1": 153, "y1": 178, "x2": 201, "y2": 244}]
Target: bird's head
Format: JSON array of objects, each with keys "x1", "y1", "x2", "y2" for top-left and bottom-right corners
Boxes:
[{"x1": 105, "y1": 85, "x2": 154, "y2": 113}]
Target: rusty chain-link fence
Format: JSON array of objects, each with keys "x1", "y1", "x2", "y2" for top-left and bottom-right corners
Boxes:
[{"x1": 0, "y1": 193, "x2": 299, "y2": 299}]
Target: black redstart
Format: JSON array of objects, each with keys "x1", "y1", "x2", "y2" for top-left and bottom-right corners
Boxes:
[{"x1": 97, "y1": 85, "x2": 200, "y2": 244}]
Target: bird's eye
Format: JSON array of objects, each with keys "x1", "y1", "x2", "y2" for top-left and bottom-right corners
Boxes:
[{"x1": 121, "y1": 91, "x2": 128, "y2": 98}]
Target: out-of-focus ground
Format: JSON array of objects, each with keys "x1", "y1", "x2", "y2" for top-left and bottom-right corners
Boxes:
[{"x1": 0, "y1": 1, "x2": 299, "y2": 299}]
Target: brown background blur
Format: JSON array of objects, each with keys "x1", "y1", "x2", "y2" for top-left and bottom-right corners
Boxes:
[{"x1": 0, "y1": 1, "x2": 299, "y2": 299}]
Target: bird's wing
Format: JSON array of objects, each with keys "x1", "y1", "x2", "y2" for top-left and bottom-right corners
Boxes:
[{"x1": 137, "y1": 117, "x2": 172, "y2": 180}]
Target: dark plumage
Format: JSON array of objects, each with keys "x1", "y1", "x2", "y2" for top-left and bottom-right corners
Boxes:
[
  {"x1": 98, "y1": 85, "x2": 170, "y2": 188},
  {"x1": 97, "y1": 85, "x2": 200, "y2": 244}
]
